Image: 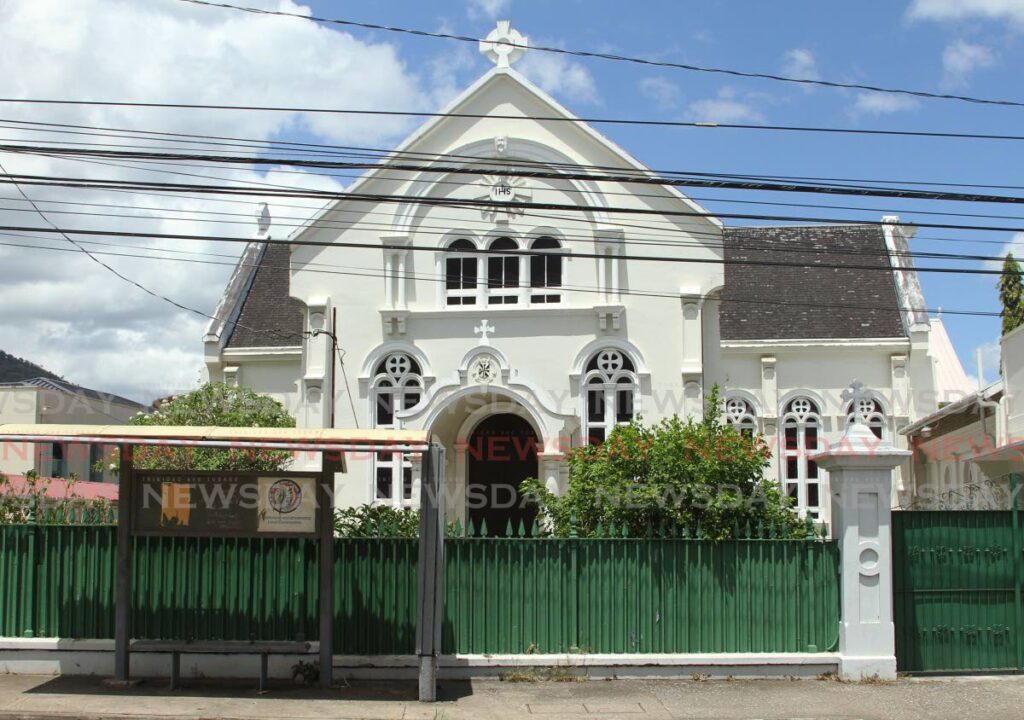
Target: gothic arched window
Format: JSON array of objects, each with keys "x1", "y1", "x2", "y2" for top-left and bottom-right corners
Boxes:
[
  {"x1": 487, "y1": 236, "x2": 520, "y2": 305},
  {"x1": 583, "y1": 348, "x2": 637, "y2": 445},
  {"x1": 529, "y1": 236, "x2": 562, "y2": 304},
  {"x1": 371, "y1": 353, "x2": 423, "y2": 504},
  {"x1": 845, "y1": 397, "x2": 886, "y2": 440},
  {"x1": 781, "y1": 396, "x2": 823, "y2": 519},
  {"x1": 445, "y1": 239, "x2": 478, "y2": 306},
  {"x1": 724, "y1": 396, "x2": 758, "y2": 438}
]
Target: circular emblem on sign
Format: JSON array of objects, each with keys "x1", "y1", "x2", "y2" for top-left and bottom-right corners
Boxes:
[{"x1": 268, "y1": 479, "x2": 302, "y2": 514}]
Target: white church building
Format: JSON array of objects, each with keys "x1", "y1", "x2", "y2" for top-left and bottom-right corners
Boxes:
[{"x1": 204, "y1": 23, "x2": 970, "y2": 531}]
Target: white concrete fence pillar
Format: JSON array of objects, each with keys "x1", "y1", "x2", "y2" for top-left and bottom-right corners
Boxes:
[{"x1": 813, "y1": 381, "x2": 910, "y2": 681}]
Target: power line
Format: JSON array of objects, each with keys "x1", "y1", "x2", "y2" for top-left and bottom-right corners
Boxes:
[
  {"x1": 9, "y1": 171, "x2": 1024, "y2": 236},
  {"x1": 0, "y1": 234, "x2": 1000, "y2": 319},
  {"x1": 0, "y1": 221, "x2": 1015, "y2": 277},
  {"x1": 9, "y1": 116, "x2": 1024, "y2": 192},
  {"x1": 0, "y1": 164, "x2": 303, "y2": 344},
  {"x1": 177, "y1": 0, "x2": 1024, "y2": 111}
]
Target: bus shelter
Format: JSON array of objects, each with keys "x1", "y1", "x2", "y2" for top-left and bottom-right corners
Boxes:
[{"x1": 0, "y1": 424, "x2": 445, "y2": 701}]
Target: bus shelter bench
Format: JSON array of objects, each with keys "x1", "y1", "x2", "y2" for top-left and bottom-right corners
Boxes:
[{"x1": 130, "y1": 640, "x2": 315, "y2": 691}]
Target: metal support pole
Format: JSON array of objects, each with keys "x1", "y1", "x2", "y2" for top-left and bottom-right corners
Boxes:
[
  {"x1": 318, "y1": 454, "x2": 336, "y2": 689},
  {"x1": 114, "y1": 444, "x2": 134, "y2": 682},
  {"x1": 415, "y1": 444, "x2": 445, "y2": 702}
]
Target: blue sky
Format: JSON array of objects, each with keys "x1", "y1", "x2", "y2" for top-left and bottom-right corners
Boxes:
[
  {"x1": 305, "y1": 0, "x2": 1024, "y2": 384},
  {"x1": 1, "y1": 0, "x2": 1022, "y2": 400}
]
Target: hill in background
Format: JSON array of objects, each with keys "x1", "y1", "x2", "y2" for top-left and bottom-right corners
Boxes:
[{"x1": 0, "y1": 350, "x2": 63, "y2": 384}]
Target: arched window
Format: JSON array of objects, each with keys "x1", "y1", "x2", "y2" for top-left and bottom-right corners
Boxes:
[
  {"x1": 371, "y1": 353, "x2": 423, "y2": 505},
  {"x1": 583, "y1": 348, "x2": 637, "y2": 445},
  {"x1": 845, "y1": 397, "x2": 886, "y2": 440},
  {"x1": 444, "y1": 239, "x2": 478, "y2": 306},
  {"x1": 487, "y1": 237, "x2": 520, "y2": 305},
  {"x1": 781, "y1": 396, "x2": 823, "y2": 519},
  {"x1": 529, "y1": 236, "x2": 562, "y2": 304},
  {"x1": 724, "y1": 396, "x2": 757, "y2": 438}
]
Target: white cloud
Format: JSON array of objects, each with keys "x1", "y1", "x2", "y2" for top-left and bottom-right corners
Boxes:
[
  {"x1": 942, "y1": 40, "x2": 996, "y2": 87},
  {"x1": 466, "y1": 0, "x2": 512, "y2": 20},
  {"x1": 910, "y1": 0, "x2": 1024, "y2": 24},
  {"x1": 518, "y1": 50, "x2": 600, "y2": 105},
  {"x1": 851, "y1": 91, "x2": 920, "y2": 115},
  {"x1": 0, "y1": 0, "x2": 449, "y2": 402},
  {"x1": 781, "y1": 48, "x2": 819, "y2": 83},
  {"x1": 686, "y1": 87, "x2": 765, "y2": 123},
  {"x1": 982, "y1": 233, "x2": 1024, "y2": 270},
  {"x1": 639, "y1": 77, "x2": 682, "y2": 110}
]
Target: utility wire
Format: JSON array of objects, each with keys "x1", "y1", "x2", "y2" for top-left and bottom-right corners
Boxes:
[
  {"x1": 177, "y1": 0, "x2": 1024, "y2": 110},
  {"x1": 0, "y1": 235, "x2": 1000, "y2": 319},
  {"x1": 0, "y1": 222, "x2": 1015, "y2": 277},
  {"x1": 10, "y1": 172, "x2": 1024, "y2": 235}
]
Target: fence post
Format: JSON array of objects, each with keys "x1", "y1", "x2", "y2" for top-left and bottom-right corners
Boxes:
[
  {"x1": 318, "y1": 454, "x2": 337, "y2": 689},
  {"x1": 813, "y1": 383, "x2": 910, "y2": 681},
  {"x1": 1012, "y1": 473, "x2": 1023, "y2": 672},
  {"x1": 416, "y1": 444, "x2": 445, "y2": 702},
  {"x1": 113, "y1": 444, "x2": 134, "y2": 683}
]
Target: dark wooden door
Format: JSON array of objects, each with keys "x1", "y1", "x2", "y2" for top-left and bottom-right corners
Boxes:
[{"x1": 466, "y1": 414, "x2": 539, "y2": 536}]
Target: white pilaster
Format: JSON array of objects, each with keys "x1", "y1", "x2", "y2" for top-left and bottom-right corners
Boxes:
[
  {"x1": 397, "y1": 252, "x2": 407, "y2": 309},
  {"x1": 384, "y1": 253, "x2": 394, "y2": 309},
  {"x1": 813, "y1": 384, "x2": 910, "y2": 681},
  {"x1": 538, "y1": 451, "x2": 566, "y2": 494}
]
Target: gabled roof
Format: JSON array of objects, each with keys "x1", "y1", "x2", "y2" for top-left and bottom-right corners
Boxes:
[
  {"x1": 719, "y1": 224, "x2": 908, "y2": 342},
  {"x1": 284, "y1": 66, "x2": 723, "y2": 245},
  {"x1": 0, "y1": 377, "x2": 148, "y2": 411},
  {"x1": 223, "y1": 243, "x2": 305, "y2": 349}
]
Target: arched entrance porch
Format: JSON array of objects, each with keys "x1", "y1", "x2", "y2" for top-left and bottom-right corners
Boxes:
[{"x1": 423, "y1": 389, "x2": 555, "y2": 536}]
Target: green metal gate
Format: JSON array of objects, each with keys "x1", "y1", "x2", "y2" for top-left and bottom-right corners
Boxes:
[{"x1": 892, "y1": 509, "x2": 1024, "y2": 672}]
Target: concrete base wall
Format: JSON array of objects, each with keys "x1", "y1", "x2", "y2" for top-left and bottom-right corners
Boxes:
[{"x1": 0, "y1": 639, "x2": 838, "y2": 681}]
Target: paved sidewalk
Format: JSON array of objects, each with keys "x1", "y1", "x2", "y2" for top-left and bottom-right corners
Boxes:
[{"x1": 0, "y1": 673, "x2": 1021, "y2": 720}]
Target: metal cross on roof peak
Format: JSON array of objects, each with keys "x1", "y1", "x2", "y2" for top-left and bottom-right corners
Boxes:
[{"x1": 480, "y1": 21, "x2": 528, "y2": 69}]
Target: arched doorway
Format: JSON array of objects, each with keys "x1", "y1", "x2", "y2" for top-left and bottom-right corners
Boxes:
[{"x1": 466, "y1": 414, "x2": 539, "y2": 536}]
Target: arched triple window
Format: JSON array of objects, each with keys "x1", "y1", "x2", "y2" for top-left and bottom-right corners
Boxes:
[
  {"x1": 487, "y1": 237, "x2": 520, "y2": 305},
  {"x1": 845, "y1": 397, "x2": 886, "y2": 440},
  {"x1": 724, "y1": 396, "x2": 758, "y2": 438},
  {"x1": 444, "y1": 239, "x2": 478, "y2": 306},
  {"x1": 583, "y1": 348, "x2": 637, "y2": 445},
  {"x1": 529, "y1": 236, "x2": 562, "y2": 304},
  {"x1": 781, "y1": 396, "x2": 823, "y2": 519},
  {"x1": 371, "y1": 353, "x2": 423, "y2": 505}
]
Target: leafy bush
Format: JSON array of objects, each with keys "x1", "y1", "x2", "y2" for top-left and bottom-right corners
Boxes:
[
  {"x1": 333, "y1": 503, "x2": 420, "y2": 537},
  {"x1": 521, "y1": 387, "x2": 804, "y2": 540},
  {"x1": 129, "y1": 382, "x2": 296, "y2": 472}
]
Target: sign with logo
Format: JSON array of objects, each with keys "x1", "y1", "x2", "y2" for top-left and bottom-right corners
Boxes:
[
  {"x1": 258, "y1": 476, "x2": 315, "y2": 533},
  {"x1": 133, "y1": 471, "x2": 320, "y2": 537}
]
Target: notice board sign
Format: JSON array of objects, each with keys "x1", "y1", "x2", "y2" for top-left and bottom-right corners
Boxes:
[{"x1": 133, "y1": 471, "x2": 320, "y2": 538}]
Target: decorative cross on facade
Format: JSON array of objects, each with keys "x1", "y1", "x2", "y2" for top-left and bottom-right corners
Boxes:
[
  {"x1": 474, "y1": 319, "x2": 495, "y2": 343},
  {"x1": 479, "y1": 21, "x2": 528, "y2": 69},
  {"x1": 841, "y1": 379, "x2": 873, "y2": 425}
]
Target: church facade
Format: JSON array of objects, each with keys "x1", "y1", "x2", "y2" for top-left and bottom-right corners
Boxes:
[{"x1": 203, "y1": 23, "x2": 969, "y2": 531}]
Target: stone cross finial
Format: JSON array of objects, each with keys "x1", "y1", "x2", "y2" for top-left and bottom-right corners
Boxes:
[
  {"x1": 474, "y1": 319, "x2": 495, "y2": 343},
  {"x1": 480, "y1": 21, "x2": 528, "y2": 68},
  {"x1": 841, "y1": 379, "x2": 872, "y2": 425}
]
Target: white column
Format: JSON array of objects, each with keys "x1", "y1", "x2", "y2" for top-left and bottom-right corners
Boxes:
[
  {"x1": 813, "y1": 402, "x2": 910, "y2": 681},
  {"x1": 397, "y1": 252, "x2": 407, "y2": 309},
  {"x1": 476, "y1": 252, "x2": 487, "y2": 307},
  {"x1": 538, "y1": 451, "x2": 565, "y2": 494},
  {"x1": 596, "y1": 253, "x2": 606, "y2": 303},
  {"x1": 384, "y1": 253, "x2": 394, "y2": 309}
]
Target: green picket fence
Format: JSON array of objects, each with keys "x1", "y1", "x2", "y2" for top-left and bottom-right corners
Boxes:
[{"x1": 0, "y1": 524, "x2": 839, "y2": 656}]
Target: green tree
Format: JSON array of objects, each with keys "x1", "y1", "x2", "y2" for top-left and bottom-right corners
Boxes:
[
  {"x1": 129, "y1": 382, "x2": 296, "y2": 472},
  {"x1": 999, "y1": 253, "x2": 1024, "y2": 336},
  {"x1": 521, "y1": 388, "x2": 805, "y2": 540}
]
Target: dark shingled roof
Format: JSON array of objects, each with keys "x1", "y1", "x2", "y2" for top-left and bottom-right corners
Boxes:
[
  {"x1": 719, "y1": 225, "x2": 906, "y2": 341},
  {"x1": 224, "y1": 243, "x2": 305, "y2": 348}
]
